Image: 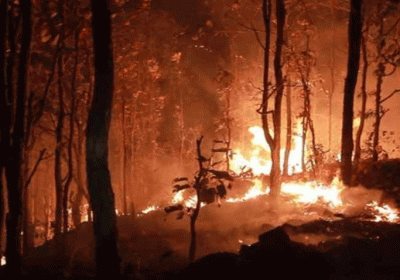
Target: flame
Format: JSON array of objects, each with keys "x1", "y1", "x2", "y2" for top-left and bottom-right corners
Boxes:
[
  {"x1": 172, "y1": 190, "x2": 199, "y2": 208},
  {"x1": 135, "y1": 121, "x2": 400, "y2": 226},
  {"x1": 140, "y1": 205, "x2": 159, "y2": 215},
  {"x1": 225, "y1": 177, "x2": 344, "y2": 208},
  {"x1": 227, "y1": 179, "x2": 269, "y2": 202},
  {"x1": 366, "y1": 201, "x2": 399, "y2": 223},
  {"x1": 281, "y1": 178, "x2": 344, "y2": 207},
  {"x1": 172, "y1": 191, "x2": 184, "y2": 204},
  {"x1": 231, "y1": 120, "x2": 305, "y2": 176},
  {"x1": 1, "y1": 256, "x2": 5, "y2": 266}
]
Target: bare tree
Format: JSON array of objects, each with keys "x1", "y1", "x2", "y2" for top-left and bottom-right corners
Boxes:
[
  {"x1": 354, "y1": 29, "x2": 369, "y2": 169},
  {"x1": 260, "y1": 0, "x2": 286, "y2": 196},
  {"x1": 86, "y1": 0, "x2": 120, "y2": 277},
  {"x1": 0, "y1": 0, "x2": 8, "y2": 260},
  {"x1": 341, "y1": 0, "x2": 363, "y2": 186},
  {"x1": 1, "y1": 0, "x2": 32, "y2": 274},
  {"x1": 283, "y1": 76, "x2": 292, "y2": 176}
]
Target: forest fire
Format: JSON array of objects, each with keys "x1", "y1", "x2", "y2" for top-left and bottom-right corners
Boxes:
[
  {"x1": 230, "y1": 122, "x2": 305, "y2": 176},
  {"x1": 2, "y1": 0, "x2": 400, "y2": 278},
  {"x1": 135, "y1": 121, "x2": 399, "y2": 225},
  {"x1": 366, "y1": 201, "x2": 399, "y2": 223}
]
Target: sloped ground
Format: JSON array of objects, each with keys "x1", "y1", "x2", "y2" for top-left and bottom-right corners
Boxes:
[
  {"x1": 4, "y1": 159, "x2": 400, "y2": 279},
  {"x1": 13, "y1": 194, "x2": 400, "y2": 279},
  {"x1": 169, "y1": 223, "x2": 400, "y2": 280}
]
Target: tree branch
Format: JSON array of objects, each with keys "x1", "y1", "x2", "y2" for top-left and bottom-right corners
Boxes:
[{"x1": 381, "y1": 89, "x2": 400, "y2": 104}]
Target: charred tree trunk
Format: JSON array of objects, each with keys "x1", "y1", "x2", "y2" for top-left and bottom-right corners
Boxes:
[
  {"x1": 72, "y1": 127, "x2": 88, "y2": 227},
  {"x1": 72, "y1": 54, "x2": 91, "y2": 227},
  {"x1": 341, "y1": 0, "x2": 363, "y2": 186},
  {"x1": 301, "y1": 96, "x2": 309, "y2": 171},
  {"x1": 87, "y1": 0, "x2": 120, "y2": 276},
  {"x1": 0, "y1": 0, "x2": 8, "y2": 257},
  {"x1": 122, "y1": 100, "x2": 128, "y2": 215},
  {"x1": 21, "y1": 156, "x2": 31, "y2": 256},
  {"x1": 62, "y1": 21, "x2": 80, "y2": 233},
  {"x1": 189, "y1": 137, "x2": 205, "y2": 263},
  {"x1": 260, "y1": 0, "x2": 285, "y2": 196},
  {"x1": 54, "y1": 50, "x2": 64, "y2": 239},
  {"x1": 372, "y1": 63, "x2": 384, "y2": 162},
  {"x1": 54, "y1": 0, "x2": 66, "y2": 241},
  {"x1": 261, "y1": 0, "x2": 272, "y2": 165},
  {"x1": 354, "y1": 34, "x2": 368, "y2": 168},
  {"x1": 283, "y1": 78, "x2": 292, "y2": 176},
  {"x1": 270, "y1": 0, "x2": 286, "y2": 197},
  {"x1": 22, "y1": 149, "x2": 45, "y2": 255},
  {"x1": 4, "y1": 0, "x2": 31, "y2": 274}
]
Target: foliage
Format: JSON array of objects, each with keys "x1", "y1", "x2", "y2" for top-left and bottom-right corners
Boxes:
[
  {"x1": 164, "y1": 137, "x2": 234, "y2": 262},
  {"x1": 164, "y1": 141, "x2": 234, "y2": 219}
]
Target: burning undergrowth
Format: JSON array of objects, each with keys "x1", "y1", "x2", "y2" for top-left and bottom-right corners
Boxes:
[
  {"x1": 19, "y1": 125, "x2": 400, "y2": 278},
  {"x1": 20, "y1": 174, "x2": 400, "y2": 279},
  {"x1": 132, "y1": 181, "x2": 400, "y2": 280},
  {"x1": 149, "y1": 178, "x2": 399, "y2": 245}
]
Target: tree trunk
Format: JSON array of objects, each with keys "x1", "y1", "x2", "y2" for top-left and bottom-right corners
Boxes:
[
  {"x1": 189, "y1": 137, "x2": 205, "y2": 263},
  {"x1": 341, "y1": 0, "x2": 363, "y2": 186},
  {"x1": 354, "y1": 34, "x2": 368, "y2": 168},
  {"x1": 261, "y1": 0, "x2": 272, "y2": 157},
  {"x1": 0, "y1": 0, "x2": 8, "y2": 258},
  {"x1": 62, "y1": 22, "x2": 79, "y2": 233},
  {"x1": 270, "y1": 0, "x2": 286, "y2": 197},
  {"x1": 5, "y1": 0, "x2": 31, "y2": 274},
  {"x1": 87, "y1": 0, "x2": 120, "y2": 277},
  {"x1": 122, "y1": 100, "x2": 128, "y2": 215},
  {"x1": 189, "y1": 190, "x2": 201, "y2": 263},
  {"x1": 72, "y1": 133, "x2": 88, "y2": 227},
  {"x1": 301, "y1": 95, "x2": 309, "y2": 171},
  {"x1": 54, "y1": 48, "x2": 64, "y2": 239},
  {"x1": 372, "y1": 63, "x2": 384, "y2": 162},
  {"x1": 283, "y1": 78, "x2": 292, "y2": 176}
]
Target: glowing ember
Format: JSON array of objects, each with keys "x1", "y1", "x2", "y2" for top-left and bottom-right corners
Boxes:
[
  {"x1": 1, "y1": 256, "x2": 5, "y2": 266},
  {"x1": 367, "y1": 201, "x2": 399, "y2": 223},
  {"x1": 140, "y1": 205, "x2": 159, "y2": 215}
]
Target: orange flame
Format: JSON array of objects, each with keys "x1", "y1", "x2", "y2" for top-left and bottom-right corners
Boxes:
[
  {"x1": 367, "y1": 201, "x2": 399, "y2": 222},
  {"x1": 231, "y1": 120, "x2": 305, "y2": 176},
  {"x1": 281, "y1": 178, "x2": 344, "y2": 207}
]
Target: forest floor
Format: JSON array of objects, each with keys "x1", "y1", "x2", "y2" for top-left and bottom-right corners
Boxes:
[
  {"x1": 3, "y1": 159, "x2": 400, "y2": 279},
  {"x1": 15, "y1": 190, "x2": 400, "y2": 279}
]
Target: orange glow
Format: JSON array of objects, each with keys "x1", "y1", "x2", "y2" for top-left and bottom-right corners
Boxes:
[
  {"x1": 140, "y1": 205, "x2": 159, "y2": 215},
  {"x1": 231, "y1": 120, "x2": 305, "y2": 176},
  {"x1": 366, "y1": 201, "x2": 399, "y2": 223},
  {"x1": 281, "y1": 177, "x2": 344, "y2": 207},
  {"x1": 227, "y1": 179, "x2": 269, "y2": 202},
  {"x1": 135, "y1": 122, "x2": 400, "y2": 226}
]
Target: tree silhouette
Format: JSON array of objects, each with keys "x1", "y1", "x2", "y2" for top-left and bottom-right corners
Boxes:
[
  {"x1": 0, "y1": 0, "x2": 32, "y2": 275},
  {"x1": 86, "y1": 0, "x2": 120, "y2": 277},
  {"x1": 341, "y1": 0, "x2": 363, "y2": 186}
]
